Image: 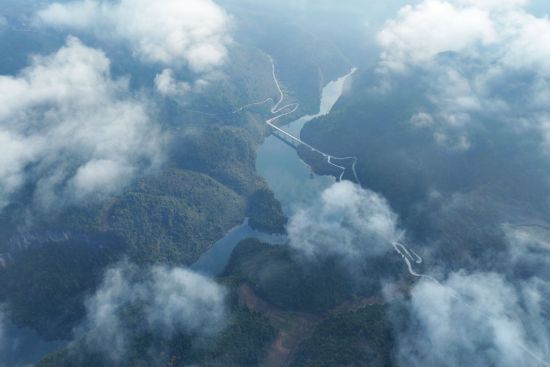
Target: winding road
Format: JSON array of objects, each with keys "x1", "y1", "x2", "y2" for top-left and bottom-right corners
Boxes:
[
  {"x1": 264, "y1": 56, "x2": 362, "y2": 185},
  {"x1": 260, "y1": 56, "x2": 441, "y2": 284},
  {"x1": 185, "y1": 55, "x2": 361, "y2": 185},
  {"x1": 185, "y1": 55, "x2": 550, "y2": 366},
  {"x1": 392, "y1": 241, "x2": 438, "y2": 282},
  {"x1": 262, "y1": 57, "x2": 550, "y2": 366},
  {"x1": 186, "y1": 55, "x2": 437, "y2": 281}
]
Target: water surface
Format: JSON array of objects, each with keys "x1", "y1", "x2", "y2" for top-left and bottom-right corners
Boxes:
[
  {"x1": 192, "y1": 69, "x2": 355, "y2": 276},
  {"x1": 257, "y1": 69, "x2": 355, "y2": 215},
  {"x1": 191, "y1": 219, "x2": 287, "y2": 276},
  {"x1": 1, "y1": 320, "x2": 65, "y2": 367}
]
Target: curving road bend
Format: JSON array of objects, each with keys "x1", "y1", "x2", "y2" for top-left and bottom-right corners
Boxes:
[
  {"x1": 263, "y1": 56, "x2": 361, "y2": 185},
  {"x1": 392, "y1": 241, "x2": 437, "y2": 282}
]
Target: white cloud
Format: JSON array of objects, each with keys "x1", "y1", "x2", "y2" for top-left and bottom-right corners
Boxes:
[
  {"x1": 82, "y1": 265, "x2": 129, "y2": 362},
  {"x1": 410, "y1": 65, "x2": 485, "y2": 149},
  {"x1": 409, "y1": 112, "x2": 434, "y2": 127},
  {"x1": 288, "y1": 181, "x2": 403, "y2": 263},
  {"x1": 501, "y1": 11, "x2": 550, "y2": 75},
  {"x1": 378, "y1": 0, "x2": 550, "y2": 71},
  {"x1": 377, "y1": 0, "x2": 496, "y2": 72},
  {"x1": 154, "y1": 68, "x2": 192, "y2": 97},
  {"x1": 81, "y1": 263, "x2": 226, "y2": 362},
  {"x1": 145, "y1": 266, "x2": 227, "y2": 336},
  {"x1": 396, "y1": 272, "x2": 550, "y2": 367},
  {"x1": 502, "y1": 224, "x2": 550, "y2": 281},
  {"x1": 37, "y1": 0, "x2": 231, "y2": 73},
  {"x1": 0, "y1": 132, "x2": 37, "y2": 206},
  {"x1": 0, "y1": 16, "x2": 7, "y2": 30},
  {"x1": 0, "y1": 37, "x2": 162, "y2": 210},
  {"x1": 378, "y1": 0, "x2": 550, "y2": 75},
  {"x1": 69, "y1": 159, "x2": 135, "y2": 201},
  {"x1": 377, "y1": 0, "x2": 550, "y2": 152},
  {"x1": 456, "y1": 0, "x2": 528, "y2": 10}
]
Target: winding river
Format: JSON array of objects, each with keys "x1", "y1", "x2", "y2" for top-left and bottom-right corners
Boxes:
[
  {"x1": 192, "y1": 68, "x2": 356, "y2": 277},
  {"x1": 194, "y1": 60, "x2": 429, "y2": 280},
  {"x1": 257, "y1": 69, "x2": 356, "y2": 215},
  {"x1": 1, "y1": 320, "x2": 65, "y2": 367}
]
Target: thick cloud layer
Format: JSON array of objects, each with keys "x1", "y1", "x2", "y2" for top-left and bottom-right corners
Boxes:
[
  {"x1": 0, "y1": 37, "x2": 162, "y2": 210},
  {"x1": 378, "y1": 0, "x2": 496, "y2": 72},
  {"x1": 80, "y1": 263, "x2": 227, "y2": 362},
  {"x1": 37, "y1": 0, "x2": 231, "y2": 73},
  {"x1": 377, "y1": 0, "x2": 550, "y2": 150},
  {"x1": 377, "y1": 0, "x2": 547, "y2": 72},
  {"x1": 395, "y1": 272, "x2": 550, "y2": 367},
  {"x1": 288, "y1": 181, "x2": 403, "y2": 263}
]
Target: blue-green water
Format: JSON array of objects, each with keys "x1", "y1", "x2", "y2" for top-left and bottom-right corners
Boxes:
[
  {"x1": 194, "y1": 68, "x2": 355, "y2": 276},
  {"x1": 257, "y1": 69, "x2": 355, "y2": 215},
  {"x1": 191, "y1": 219, "x2": 287, "y2": 276},
  {"x1": 2, "y1": 320, "x2": 65, "y2": 367}
]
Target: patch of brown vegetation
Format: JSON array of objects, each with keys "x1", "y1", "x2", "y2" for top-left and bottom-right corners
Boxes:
[
  {"x1": 239, "y1": 284, "x2": 318, "y2": 367},
  {"x1": 238, "y1": 284, "x2": 385, "y2": 367}
]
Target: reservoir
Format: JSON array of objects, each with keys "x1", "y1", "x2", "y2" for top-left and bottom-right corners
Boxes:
[
  {"x1": 193, "y1": 68, "x2": 355, "y2": 276},
  {"x1": 256, "y1": 69, "x2": 355, "y2": 215}
]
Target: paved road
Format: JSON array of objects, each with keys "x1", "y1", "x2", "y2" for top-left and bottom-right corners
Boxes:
[{"x1": 264, "y1": 56, "x2": 361, "y2": 185}]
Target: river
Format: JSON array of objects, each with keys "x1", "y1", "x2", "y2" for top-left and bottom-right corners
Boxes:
[
  {"x1": 3, "y1": 68, "x2": 355, "y2": 367},
  {"x1": 192, "y1": 68, "x2": 356, "y2": 276},
  {"x1": 0, "y1": 319, "x2": 65, "y2": 367},
  {"x1": 191, "y1": 219, "x2": 287, "y2": 276},
  {"x1": 257, "y1": 69, "x2": 356, "y2": 215}
]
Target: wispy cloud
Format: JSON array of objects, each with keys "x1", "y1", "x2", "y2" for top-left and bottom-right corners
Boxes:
[
  {"x1": 378, "y1": 0, "x2": 496, "y2": 73},
  {"x1": 76, "y1": 262, "x2": 227, "y2": 363},
  {"x1": 36, "y1": 0, "x2": 232, "y2": 73},
  {"x1": 376, "y1": 0, "x2": 550, "y2": 151},
  {"x1": 0, "y1": 15, "x2": 7, "y2": 30},
  {"x1": 0, "y1": 36, "x2": 163, "y2": 211},
  {"x1": 372, "y1": 3, "x2": 550, "y2": 360},
  {"x1": 288, "y1": 181, "x2": 403, "y2": 264},
  {"x1": 392, "y1": 271, "x2": 550, "y2": 367}
]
